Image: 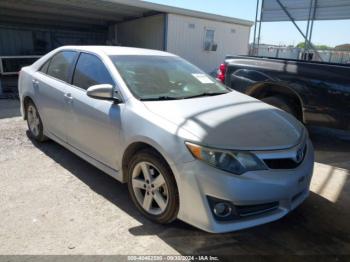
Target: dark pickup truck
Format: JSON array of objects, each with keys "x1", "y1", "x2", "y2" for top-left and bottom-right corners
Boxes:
[{"x1": 216, "y1": 56, "x2": 350, "y2": 131}]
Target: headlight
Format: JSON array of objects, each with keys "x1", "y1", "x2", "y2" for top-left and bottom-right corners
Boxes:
[{"x1": 185, "y1": 142, "x2": 267, "y2": 175}]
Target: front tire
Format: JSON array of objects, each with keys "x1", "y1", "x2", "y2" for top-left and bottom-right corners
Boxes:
[
  {"x1": 127, "y1": 149, "x2": 179, "y2": 224},
  {"x1": 25, "y1": 100, "x2": 47, "y2": 142}
]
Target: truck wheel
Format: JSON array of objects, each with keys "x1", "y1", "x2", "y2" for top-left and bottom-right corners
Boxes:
[
  {"x1": 261, "y1": 96, "x2": 298, "y2": 119},
  {"x1": 25, "y1": 100, "x2": 47, "y2": 142},
  {"x1": 127, "y1": 149, "x2": 179, "y2": 224}
]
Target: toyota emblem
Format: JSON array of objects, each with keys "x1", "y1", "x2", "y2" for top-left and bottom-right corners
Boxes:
[{"x1": 295, "y1": 146, "x2": 305, "y2": 163}]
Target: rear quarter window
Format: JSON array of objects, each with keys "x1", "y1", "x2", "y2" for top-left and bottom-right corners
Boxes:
[{"x1": 39, "y1": 60, "x2": 50, "y2": 74}]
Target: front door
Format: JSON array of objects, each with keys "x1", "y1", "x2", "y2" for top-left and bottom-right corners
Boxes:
[{"x1": 65, "y1": 52, "x2": 122, "y2": 170}]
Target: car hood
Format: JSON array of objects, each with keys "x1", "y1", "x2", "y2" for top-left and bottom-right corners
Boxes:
[{"x1": 143, "y1": 92, "x2": 304, "y2": 150}]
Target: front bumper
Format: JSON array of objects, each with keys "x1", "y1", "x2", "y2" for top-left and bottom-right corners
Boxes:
[{"x1": 173, "y1": 139, "x2": 314, "y2": 233}]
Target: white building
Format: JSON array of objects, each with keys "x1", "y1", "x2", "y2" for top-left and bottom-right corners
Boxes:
[
  {"x1": 117, "y1": 12, "x2": 252, "y2": 72},
  {"x1": 0, "y1": 0, "x2": 252, "y2": 93}
]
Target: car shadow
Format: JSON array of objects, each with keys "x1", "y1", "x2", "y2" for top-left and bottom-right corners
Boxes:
[{"x1": 27, "y1": 131, "x2": 350, "y2": 256}]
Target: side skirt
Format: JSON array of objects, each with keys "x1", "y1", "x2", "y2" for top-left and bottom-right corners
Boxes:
[{"x1": 45, "y1": 131, "x2": 123, "y2": 183}]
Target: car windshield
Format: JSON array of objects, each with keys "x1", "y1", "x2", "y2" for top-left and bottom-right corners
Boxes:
[{"x1": 110, "y1": 55, "x2": 230, "y2": 100}]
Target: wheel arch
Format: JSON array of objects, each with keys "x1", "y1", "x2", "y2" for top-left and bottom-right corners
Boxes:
[
  {"x1": 22, "y1": 95, "x2": 35, "y2": 120},
  {"x1": 121, "y1": 141, "x2": 176, "y2": 184},
  {"x1": 246, "y1": 82, "x2": 306, "y2": 122}
]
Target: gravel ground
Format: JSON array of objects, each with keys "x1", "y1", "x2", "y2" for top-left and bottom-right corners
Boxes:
[{"x1": 0, "y1": 100, "x2": 350, "y2": 256}]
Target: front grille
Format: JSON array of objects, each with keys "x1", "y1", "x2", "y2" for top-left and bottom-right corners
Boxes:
[
  {"x1": 236, "y1": 202, "x2": 279, "y2": 217},
  {"x1": 263, "y1": 144, "x2": 307, "y2": 170},
  {"x1": 264, "y1": 158, "x2": 301, "y2": 169}
]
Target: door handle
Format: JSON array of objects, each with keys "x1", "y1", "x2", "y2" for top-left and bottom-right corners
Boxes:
[
  {"x1": 64, "y1": 93, "x2": 73, "y2": 103},
  {"x1": 32, "y1": 79, "x2": 39, "y2": 87},
  {"x1": 328, "y1": 90, "x2": 342, "y2": 95}
]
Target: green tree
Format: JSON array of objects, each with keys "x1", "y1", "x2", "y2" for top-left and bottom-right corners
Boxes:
[
  {"x1": 296, "y1": 42, "x2": 306, "y2": 49},
  {"x1": 296, "y1": 42, "x2": 332, "y2": 50}
]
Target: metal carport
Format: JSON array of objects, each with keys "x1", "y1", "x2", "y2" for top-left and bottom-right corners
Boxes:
[
  {"x1": 0, "y1": 0, "x2": 252, "y2": 95},
  {"x1": 252, "y1": 0, "x2": 350, "y2": 61},
  {"x1": 0, "y1": 0, "x2": 252, "y2": 57}
]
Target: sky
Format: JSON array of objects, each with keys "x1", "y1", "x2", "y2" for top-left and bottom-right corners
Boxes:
[{"x1": 144, "y1": 0, "x2": 350, "y2": 47}]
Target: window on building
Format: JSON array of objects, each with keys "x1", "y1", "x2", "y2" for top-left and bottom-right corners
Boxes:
[
  {"x1": 204, "y1": 29, "x2": 216, "y2": 51},
  {"x1": 73, "y1": 53, "x2": 114, "y2": 90},
  {"x1": 47, "y1": 51, "x2": 77, "y2": 82},
  {"x1": 188, "y1": 23, "x2": 195, "y2": 29}
]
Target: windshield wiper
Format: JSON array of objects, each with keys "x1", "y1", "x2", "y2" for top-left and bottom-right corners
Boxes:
[
  {"x1": 140, "y1": 96, "x2": 182, "y2": 101},
  {"x1": 140, "y1": 92, "x2": 229, "y2": 101},
  {"x1": 183, "y1": 92, "x2": 228, "y2": 99}
]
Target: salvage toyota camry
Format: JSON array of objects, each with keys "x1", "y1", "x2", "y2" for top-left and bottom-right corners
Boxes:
[{"x1": 18, "y1": 46, "x2": 314, "y2": 233}]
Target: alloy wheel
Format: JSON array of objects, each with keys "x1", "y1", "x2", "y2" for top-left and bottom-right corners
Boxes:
[
  {"x1": 131, "y1": 161, "x2": 169, "y2": 215},
  {"x1": 27, "y1": 105, "x2": 40, "y2": 137}
]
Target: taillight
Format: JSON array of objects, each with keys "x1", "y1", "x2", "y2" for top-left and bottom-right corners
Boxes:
[{"x1": 216, "y1": 63, "x2": 226, "y2": 83}]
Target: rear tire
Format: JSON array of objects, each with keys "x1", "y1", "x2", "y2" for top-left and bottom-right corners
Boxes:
[
  {"x1": 261, "y1": 95, "x2": 298, "y2": 118},
  {"x1": 127, "y1": 149, "x2": 179, "y2": 224},
  {"x1": 25, "y1": 100, "x2": 47, "y2": 142}
]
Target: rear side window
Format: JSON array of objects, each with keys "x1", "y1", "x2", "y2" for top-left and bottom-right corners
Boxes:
[
  {"x1": 47, "y1": 51, "x2": 77, "y2": 82},
  {"x1": 73, "y1": 53, "x2": 114, "y2": 90}
]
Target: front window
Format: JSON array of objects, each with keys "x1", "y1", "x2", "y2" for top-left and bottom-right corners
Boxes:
[
  {"x1": 110, "y1": 55, "x2": 230, "y2": 100},
  {"x1": 73, "y1": 53, "x2": 114, "y2": 90}
]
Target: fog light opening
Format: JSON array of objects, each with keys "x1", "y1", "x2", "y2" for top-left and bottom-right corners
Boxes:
[{"x1": 213, "y1": 202, "x2": 232, "y2": 218}]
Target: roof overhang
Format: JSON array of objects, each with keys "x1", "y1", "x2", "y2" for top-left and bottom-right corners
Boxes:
[
  {"x1": 0, "y1": 0, "x2": 253, "y2": 31},
  {"x1": 121, "y1": 0, "x2": 254, "y2": 26}
]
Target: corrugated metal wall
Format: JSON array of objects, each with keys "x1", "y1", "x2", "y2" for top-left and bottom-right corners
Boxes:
[
  {"x1": 0, "y1": 25, "x2": 107, "y2": 56},
  {"x1": 0, "y1": 27, "x2": 34, "y2": 56},
  {"x1": 166, "y1": 14, "x2": 251, "y2": 73},
  {"x1": 0, "y1": 24, "x2": 108, "y2": 95},
  {"x1": 117, "y1": 14, "x2": 165, "y2": 50}
]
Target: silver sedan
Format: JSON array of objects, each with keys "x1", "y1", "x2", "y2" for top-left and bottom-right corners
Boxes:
[{"x1": 18, "y1": 46, "x2": 314, "y2": 233}]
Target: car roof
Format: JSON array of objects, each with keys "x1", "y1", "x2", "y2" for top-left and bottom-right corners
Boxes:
[{"x1": 58, "y1": 45, "x2": 176, "y2": 57}]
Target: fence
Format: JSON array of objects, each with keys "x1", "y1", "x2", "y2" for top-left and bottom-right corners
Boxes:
[{"x1": 249, "y1": 45, "x2": 350, "y2": 64}]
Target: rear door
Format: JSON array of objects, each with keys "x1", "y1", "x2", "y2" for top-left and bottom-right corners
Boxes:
[
  {"x1": 65, "y1": 52, "x2": 122, "y2": 170},
  {"x1": 34, "y1": 51, "x2": 78, "y2": 141}
]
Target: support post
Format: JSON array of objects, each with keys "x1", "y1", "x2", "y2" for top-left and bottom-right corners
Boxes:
[
  {"x1": 304, "y1": 0, "x2": 314, "y2": 52},
  {"x1": 308, "y1": 0, "x2": 317, "y2": 46},
  {"x1": 257, "y1": 0, "x2": 264, "y2": 56},
  {"x1": 252, "y1": 0, "x2": 260, "y2": 56},
  {"x1": 275, "y1": 0, "x2": 322, "y2": 61}
]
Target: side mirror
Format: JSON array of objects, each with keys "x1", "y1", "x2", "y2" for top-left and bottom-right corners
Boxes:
[{"x1": 86, "y1": 84, "x2": 122, "y2": 102}]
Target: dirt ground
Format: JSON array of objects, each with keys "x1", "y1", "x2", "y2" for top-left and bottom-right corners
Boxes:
[{"x1": 0, "y1": 99, "x2": 349, "y2": 256}]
